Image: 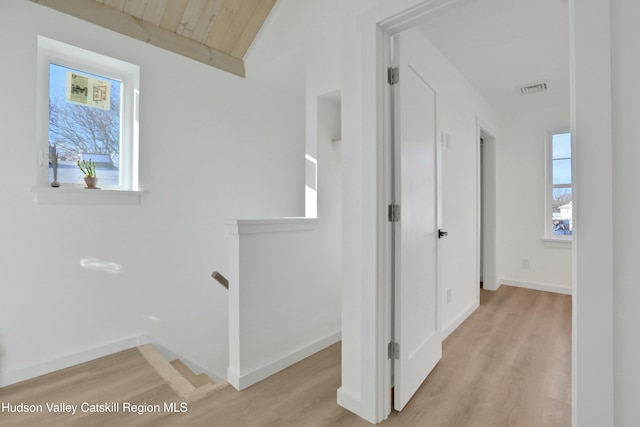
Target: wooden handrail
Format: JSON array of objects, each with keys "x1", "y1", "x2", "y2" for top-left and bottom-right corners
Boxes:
[{"x1": 211, "y1": 271, "x2": 229, "y2": 289}]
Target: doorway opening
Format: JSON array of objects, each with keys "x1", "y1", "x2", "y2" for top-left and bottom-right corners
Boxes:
[
  {"x1": 343, "y1": 0, "x2": 581, "y2": 423},
  {"x1": 479, "y1": 127, "x2": 497, "y2": 293}
]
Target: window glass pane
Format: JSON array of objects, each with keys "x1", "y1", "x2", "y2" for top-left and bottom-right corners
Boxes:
[
  {"x1": 551, "y1": 188, "x2": 572, "y2": 235},
  {"x1": 552, "y1": 158, "x2": 572, "y2": 185},
  {"x1": 48, "y1": 64, "x2": 122, "y2": 186},
  {"x1": 552, "y1": 188, "x2": 572, "y2": 210},
  {"x1": 548, "y1": 132, "x2": 572, "y2": 238},
  {"x1": 552, "y1": 133, "x2": 571, "y2": 159}
]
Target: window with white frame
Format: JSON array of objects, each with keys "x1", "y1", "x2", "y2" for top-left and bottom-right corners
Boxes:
[
  {"x1": 37, "y1": 36, "x2": 139, "y2": 191},
  {"x1": 546, "y1": 131, "x2": 572, "y2": 239}
]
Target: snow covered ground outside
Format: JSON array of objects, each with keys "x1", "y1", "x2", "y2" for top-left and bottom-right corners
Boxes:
[{"x1": 48, "y1": 160, "x2": 119, "y2": 187}]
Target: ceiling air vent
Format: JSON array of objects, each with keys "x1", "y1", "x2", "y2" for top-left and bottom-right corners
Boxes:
[{"x1": 520, "y1": 83, "x2": 548, "y2": 95}]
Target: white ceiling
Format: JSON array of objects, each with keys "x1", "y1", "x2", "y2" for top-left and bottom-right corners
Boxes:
[
  {"x1": 247, "y1": 0, "x2": 570, "y2": 114},
  {"x1": 418, "y1": 0, "x2": 570, "y2": 114}
]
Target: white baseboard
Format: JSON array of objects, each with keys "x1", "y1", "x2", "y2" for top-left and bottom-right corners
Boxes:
[
  {"x1": 442, "y1": 300, "x2": 479, "y2": 340},
  {"x1": 483, "y1": 279, "x2": 501, "y2": 291},
  {"x1": 500, "y1": 279, "x2": 572, "y2": 295},
  {"x1": 0, "y1": 335, "x2": 150, "y2": 387},
  {"x1": 228, "y1": 330, "x2": 341, "y2": 391}
]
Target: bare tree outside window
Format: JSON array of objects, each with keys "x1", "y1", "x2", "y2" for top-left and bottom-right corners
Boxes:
[
  {"x1": 48, "y1": 64, "x2": 122, "y2": 186},
  {"x1": 550, "y1": 133, "x2": 572, "y2": 235}
]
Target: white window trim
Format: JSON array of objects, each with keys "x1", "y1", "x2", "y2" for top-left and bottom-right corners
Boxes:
[
  {"x1": 33, "y1": 36, "x2": 141, "y2": 204},
  {"x1": 542, "y1": 237, "x2": 572, "y2": 249},
  {"x1": 544, "y1": 129, "x2": 572, "y2": 246}
]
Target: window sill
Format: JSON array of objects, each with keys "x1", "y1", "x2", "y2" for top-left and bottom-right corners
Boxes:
[
  {"x1": 31, "y1": 185, "x2": 142, "y2": 205},
  {"x1": 542, "y1": 237, "x2": 572, "y2": 249}
]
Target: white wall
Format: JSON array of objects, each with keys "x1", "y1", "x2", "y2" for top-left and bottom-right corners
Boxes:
[
  {"x1": 226, "y1": 218, "x2": 341, "y2": 389},
  {"x1": 405, "y1": 28, "x2": 501, "y2": 336},
  {"x1": 571, "y1": 0, "x2": 615, "y2": 425},
  {"x1": 0, "y1": 0, "x2": 304, "y2": 385},
  {"x1": 497, "y1": 105, "x2": 572, "y2": 294},
  {"x1": 225, "y1": 95, "x2": 342, "y2": 390},
  {"x1": 243, "y1": 2, "x2": 380, "y2": 418},
  {"x1": 245, "y1": 0, "x2": 356, "y2": 219},
  {"x1": 611, "y1": 0, "x2": 640, "y2": 425},
  {"x1": 317, "y1": 96, "x2": 343, "y2": 242}
]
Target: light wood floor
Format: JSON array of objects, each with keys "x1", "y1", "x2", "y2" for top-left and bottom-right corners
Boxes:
[{"x1": 0, "y1": 285, "x2": 571, "y2": 426}]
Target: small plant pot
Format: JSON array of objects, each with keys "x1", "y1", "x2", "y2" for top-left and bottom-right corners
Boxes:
[{"x1": 84, "y1": 176, "x2": 99, "y2": 189}]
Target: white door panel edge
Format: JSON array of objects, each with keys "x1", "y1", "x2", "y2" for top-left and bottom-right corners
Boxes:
[{"x1": 392, "y1": 30, "x2": 443, "y2": 412}]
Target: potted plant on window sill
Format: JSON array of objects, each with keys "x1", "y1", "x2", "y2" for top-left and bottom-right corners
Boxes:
[{"x1": 77, "y1": 159, "x2": 99, "y2": 189}]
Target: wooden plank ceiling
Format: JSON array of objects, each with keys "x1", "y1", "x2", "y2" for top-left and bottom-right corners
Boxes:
[{"x1": 31, "y1": 0, "x2": 278, "y2": 77}]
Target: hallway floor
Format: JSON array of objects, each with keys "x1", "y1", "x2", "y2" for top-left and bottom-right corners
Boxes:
[{"x1": 0, "y1": 285, "x2": 571, "y2": 426}]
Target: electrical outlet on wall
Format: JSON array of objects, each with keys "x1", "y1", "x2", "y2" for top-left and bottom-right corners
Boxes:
[
  {"x1": 446, "y1": 289, "x2": 452, "y2": 304},
  {"x1": 521, "y1": 259, "x2": 530, "y2": 269}
]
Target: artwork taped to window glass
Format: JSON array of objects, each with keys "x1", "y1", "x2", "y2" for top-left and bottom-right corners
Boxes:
[{"x1": 66, "y1": 71, "x2": 111, "y2": 110}]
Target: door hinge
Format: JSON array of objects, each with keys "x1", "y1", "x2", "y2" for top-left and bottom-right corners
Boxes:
[
  {"x1": 388, "y1": 204, "x2": 400, "y2": 222},
  {"x1": 387, "y1": 67, "x2": 399, "y2": 85},
  {"x1": 388, "y1": 341, "x2": 400, "y2": 360}
]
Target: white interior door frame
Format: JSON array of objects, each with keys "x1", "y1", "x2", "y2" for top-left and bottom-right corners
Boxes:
[{"x1": 357, "y1": 0, "x2": 475, "y2": 421}]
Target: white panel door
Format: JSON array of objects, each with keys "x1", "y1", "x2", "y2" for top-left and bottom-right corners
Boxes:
[{"x1": 393, "y1": 32, "x2": 442, "y2": 411}]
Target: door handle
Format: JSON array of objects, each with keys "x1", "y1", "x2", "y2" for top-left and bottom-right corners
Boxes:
[{"x1": 438, "y1": 229, "x2": 448, "y2": 239}]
